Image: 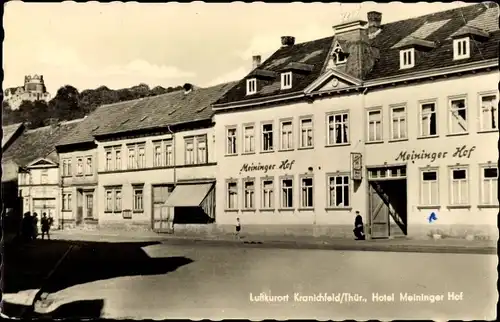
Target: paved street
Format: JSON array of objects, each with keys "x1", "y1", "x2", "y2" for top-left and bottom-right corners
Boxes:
[{"x1": 21, "y1": 242, "x2": 498, "y2": 320}]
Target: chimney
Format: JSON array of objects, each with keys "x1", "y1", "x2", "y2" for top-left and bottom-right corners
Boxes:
[
  {"x1": 281, "y1": 36, "x2": 295, "y2": 47},
  {"x1": 183, "y1": 83, "x2": 193, "y2": 95},
  {"x1": 252, "y1": 55, "x2": 261, "y2": 69},
  {"x1": 367, "y1": 11, "x2": 382, "y2": 36},
  {"x1": 332, "y1": 20, "x2": 368, "y2": 42}
]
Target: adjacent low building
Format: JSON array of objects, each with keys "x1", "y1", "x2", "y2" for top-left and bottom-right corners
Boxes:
[{"x1": 212, "y1": 3, "x2": 499, "y2": 240}]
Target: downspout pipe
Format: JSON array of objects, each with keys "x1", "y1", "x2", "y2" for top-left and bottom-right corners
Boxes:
[{"x1": 167, "y1": 126, "x2": 176, "y2": 187}]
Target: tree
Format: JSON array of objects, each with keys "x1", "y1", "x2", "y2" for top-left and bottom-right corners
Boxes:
[{"x1": 48, "y1": 85, "x2": 81, "y2": 121}]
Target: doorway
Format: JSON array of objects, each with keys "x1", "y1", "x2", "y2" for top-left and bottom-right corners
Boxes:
[
  {"x1": 84, "y1": 192, "x2": 94, "y2": 219},
  {"x1": 367, "y1": 166, "x2": 407, "y2": 239},
  {"x1": 151, "y1": 185, "x2": 174, "y2": 232}
]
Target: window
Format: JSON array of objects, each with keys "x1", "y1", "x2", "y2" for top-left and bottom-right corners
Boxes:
[
  {"x1": 77, "y1": 158, "x2": 83, "y2": 175},
  {"x1": 400, "y1": 48, "x2": 415, "y2": 69},
  {"x1": 196, "y1": 135, "x2": 207, "y2": 164},
  {"x1": 138, "y1": 145, "x2": 145, "y2": 168},
  {"x1": 450, "y1": 168, "x2": 469, "y2": 205},
  {"x1": 62, "y1": 159, "x2": 72, "y2": 176},
  {"x1": 226, "y1": 181, "x2": 238, "y2": 210},
  {"x1": 281, "y1": 72, "x2": 292, "y2": 90},
  {"x1": 479, "y1": 94, "x2": 498, "y2": 131},
  {"x1": 261, "y1": 178, "x2": 274, "y2": 209},
  {"x1": 243, "y1": 179, "x2": 255, "y2": 209},
  {"x1": 367, "y1": 109, "x2": 382, "y2": 142},
  {"x1": 299, "y1": 117, "x2": 314, "y2": 148},
  {"x1": 133, "y1": 187, "x2": 144, "y2": 211},
  {"x1": 165, "y1": 141, "x2": 173, "y2": 166},
  {"x1": 85, "y1": 157, "x2": 92, "y2": 175},
  {"x1": 262, "y1": 123, "x2": 274, "y2": 152},
  {"x1": 449, "y1": 97, "x2": 468, "y2": 134},
  {"x1": 105, "y1": 187, "x2": 122, "y2": 212},
  {"x1": 105, "y1": 150, "x2": 113, "y2": 171},
  {"x1": 154, "y1": 144, "x2": 162, "y2": 167},
  {"x1": 62, "y1": 193, "x2": 72, "y2": 210},
  {"x1": 226, "y1": 127, "x2": 237, "y2": 155},
  {"x1": 332, "y1": 42, "x2": 348, "y2": 64},
  {"x1": 246, "y1": 78, "x2": 257, "y2": 95},
  {"x1": 327, "y1": 175, "x2": 350, "y2": 208},
  {"x1": 390, "y1": 106, "x2": 407, "y2": 140},
  {"x1": 280, "y1": 120, "x2": 293, "y2": 150},
  {"x1": 115, "y1": 149, "x2": 121, "y2": 170},
  {"x1": 243, "y1": 124, "x2": 255, "y2": 153},
  {"x1": 41, "y1": 170, "x2": 48, "y2": 184},
  {"x1": 453, "y1": 37, "x2": 470, "y2": 60},
  {"x1": 420, "y1": 170, "x2": 439, "y2": 205},
  {"x1": 419, "y1": 102, "x2": 437, "y2": 137},
  {"x1": 127, "y1": 146, "x2": 136, "y2": 169},
  {"x1": 328, "y1": 112, "x2": 349, "y2": 145},
  {"x1": 480, "y1": 166, "x2": 498, "y2": 205},
  {"x1": 280, "y1": 177, "x2": 294, "y2": 209},
  {"x1": 185, "y1": 138, "x2": 194, "y2": 165},
  {"x1": 300, "y1": 177, "x2": 314, "y2": 208}
]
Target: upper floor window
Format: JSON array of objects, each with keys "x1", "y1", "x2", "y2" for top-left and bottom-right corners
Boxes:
[
  {"x1": 262, "y1": 122, "x2": 274, "y2": 152},
  {"x1": 448, "y1": 96, "x2": 468, "y2": 134},
  {"x1": 185, "y1": 138, "x2": 195, "y2": 165},
  {"x1": 243, "y1": 124, "x2": 255, "y2": 153},
  {"x1": 299, "y1": 117, "x2": 314, "y2": 148},
  {"x1": 419, "y1": 101, "x2": 438, "y2": 137},
  {"x1": 327, "y1": 112, "x2": 349, "y2": 145},
  {"x1": 453, "y1": 37, "x2": 470, "y2": 60},
  {"x1": 280, "y1": 119, "x2": 293, "y2": 150},
  {"x1": 154, "y1": 144, "x2": 162, "y2": 167},
  {"x1": 137, "y1": 145, "x2": 146, "y2": 168},
  {"x1": 196, "y1": 135, "x2": 207, "y2": 164},
  {"x1": 105, "y1": 150, "x2": 113, "y2": 171},
  {"x1": 85, "y1": 156, "x2": 92, "y2": 175},
  {"x1": 77, "y1": 158, "x2": 83, "y2": 175},
  {"x1": 332, "y1": 42, "x2": 348, "y2": 65},
  {"x1": 399, "y1": 48, "x2": 415, "y2": 69},
  {"x1": 367, "y1": 109, "x2": 383, "y2": 142},
  {"x1": 226, "y1": 127, "x2": 237, "y2": 155},
  {"x1": 479, "y1": 93, "x2": 498, "y2": 132},
  {"x1": 127, "y1": 145, "x2": 136, "y2": 169},
  {"x1": 165, "y1": 141, "x2": 173, "y2": 166},
  {"x1": 115, "y1": 149, "x2": 122, "y2": 170},
  {"x1": 62, "y1": 159, "x2": 72, "y2": 176},
  {"x1": 246, "y1": 78, "x2": 257, "y2": 95},
  {"x1": 390, "y1": 106, "x2": 407, "y2": 140},
  {"x1": 281, "y1": 72, "x2": 292, "y2": 90}
]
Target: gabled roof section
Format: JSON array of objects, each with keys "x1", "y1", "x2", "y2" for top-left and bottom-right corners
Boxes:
[
  {"x1": 26, "y1": 157, "x2": 58, "y2": 168},
  {"x1": 2, "y1": 119, "x2": 82, "y2": 167},
  {"x1": 2, "y1": 122, "x2": 24, "y2": 150},
  {"x1": 214, "y1": 36, "x2": 334, "y2": 106},
  {"x1": 366, "y1": 2, "x2": 499, "y2": 80},
  {"x1": 304, "y1": 68, "x2": 363, "y2": 94},
  {"x1": 87, "y1": 82, "x2": 236, "y2": 138}
]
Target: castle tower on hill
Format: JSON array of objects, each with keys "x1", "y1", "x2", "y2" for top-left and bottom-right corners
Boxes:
[{"x1": 4, "y1": 75, "x2": 51, "y2": 110}]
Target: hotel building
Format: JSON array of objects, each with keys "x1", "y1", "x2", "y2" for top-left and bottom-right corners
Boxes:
[{"x1": 212, "y1": 3, "x2": 499, "y2": 239}]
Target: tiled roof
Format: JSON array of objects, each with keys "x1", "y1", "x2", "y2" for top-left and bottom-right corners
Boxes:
[
  {"x1": 215, "y1": 36, "x2": 334, "y2": 105},
  {"x1": 2, "y1": 123, "x2": 24, "y2": 150},
  {"x1": 215, "y1": 3, "x2": 498, "y2": 105},
  {"x1": 90, "y1": 82, "x2": 236, "y2": 137},
  {"x1": 365, "y1": 2, "x2": 499, "y2": 80},
  {"x1": 2, "y1": 120, "x2": 82, "y2": 166}
]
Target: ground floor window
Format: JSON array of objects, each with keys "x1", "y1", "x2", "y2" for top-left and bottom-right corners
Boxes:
[
  {"x1": 261, "y1": 178, "x2": 274, "y2": 209},
  {"x1": 450, "y1": 167, "x2": 469, "y2": 205},
  {"x1": 300, "y1": 176, "x2": 314, "y2": 208},
  {"x1": 480, "y1": 166, "x2": 498, "y2": 205},
  {"x1": 62, "y1": 193, "x2": 72, "y2": 210},
  {"x1": 105, "y1": 187, "x2": 122, "y2": 212},
  {"x1": 327, "y1": 174, "x2": 350, "y2": 208},
  {"x1": 243, "y1": 179, "x2": 255, "y2": 209},
  {"x1": 420, "y1": 169, "x2": 439, "y2": 205},
  {"x1": 280, "y1": 177, "x2": 294, "y2": 209},
  {"x1": 226, "y1": 180, "x2": 238, "y2": 210},
  {"x1": 133, "y1": 186, "x2": 144, "y2": 212}
]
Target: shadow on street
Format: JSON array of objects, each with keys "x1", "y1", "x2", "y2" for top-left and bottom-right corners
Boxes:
[{"x1": 2, "y1": 299, "x2": 105, "y2": 319}]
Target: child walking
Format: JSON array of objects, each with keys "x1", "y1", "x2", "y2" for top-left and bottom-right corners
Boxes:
[{"x1": 235, "y1": 217, "x2": 241, "y2": 240}]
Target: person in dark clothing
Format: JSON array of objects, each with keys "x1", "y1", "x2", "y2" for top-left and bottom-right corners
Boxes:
[
  {"x1": 353, "y1": 211, "x2": 365, "y2": 240},
  {"x1": 235, "y1": 217, "x2": 241, "y2": 240},
  {"x1": 21, "y1": 212, "x2": 32, "y2": 242},
  {"x1": 41, "y1": 213, "x2": 51, "y2": 240},
  {"x1": 32, "y1": 212, "x2": 39, "y2": 240}
]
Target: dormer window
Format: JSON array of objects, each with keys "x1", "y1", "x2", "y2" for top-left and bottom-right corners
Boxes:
[
  {"x1": 453, "y1": 37, "x2": 470, "y2": 60},
  {"x1": 399, "y1": 48, "x2": 415, "y2": 69},
  {"x1": 281, "y1": 72, "x2": 292, "y2": 90},
  {"x1": 246, "y1": 78, "x2": 257, "y2": 95},
  {"x1": 332, "y1": 42, "x2": 348, "y2": 65}
]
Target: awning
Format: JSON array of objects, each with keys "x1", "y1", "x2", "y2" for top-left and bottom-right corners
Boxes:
[{"x1": 164, "y1": 183, "x2": 213, "y2": 207}]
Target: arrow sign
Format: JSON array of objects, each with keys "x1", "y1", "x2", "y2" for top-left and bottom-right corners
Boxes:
[{"x1": 428, "y1": 212, "x2": 438, "y2": 223}]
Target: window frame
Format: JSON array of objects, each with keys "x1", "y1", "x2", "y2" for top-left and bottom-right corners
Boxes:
[
  {"x1": 133, "y1": 185, "x2": 144, "y2": 212},
  {"x1": 105, "y1": 149, "x2": 113, "y2": 171},
  {"x1": 127, "y1": 144, "x2": 137, "y2": 170},
  {"x1": 114, "y1": 147, "x2": 122, "y2": 171},
  {"x1": 104, "y1": 186, "x2": 122, "y2": 213},
  {"x1": 326, "y1": 173, "x2": 351, "y2": 209},
  {"x1": 299, "y1": 116, "x2": 314, "y2": 149},
  {"x1": 478, "y1": 91, "x2": 498, "y2": 133},
  {"x1": 419, "y1": 168, "x2": 440, "y2": 206},
  {"x1": 184, "y1": 137, "x2": 195, "y2": 165},
  {"x1": 195, "y1": 135, "x2": 208, "y2": 164},
  {"x1": 242, "y1": 123, "x2": 256, "y2": 154},
  {"x1": 164, "y1": 140, "x2": 173, "y2": 166},
  {"x1": 448, "y1": 166, "x2": 470, "y2": 206},
  {"x1": 85, "y1": 156, "x2": 93, "y2": 175},
  {"x1": 389, "y1": 104, "x2": 407, "y2": 141},
  {"x1": 62, "y1": 193, "x2": 72, "y2": 211},
  {"x1": 281, "y1": 72, "x2": 292, "y2": 90},
  {"x1": 246, "y1": 78, "x2": 257, "y2": 95},
  {"x1": 261, "y1": 121, "x2": 275, "y2": 152},
  {"x1": 366, "y1": 108, "x2": 383, "y2": 143},
  {"x1": 448, "y1": 95, "x2": 468, "y2": 135},
  {"x1": 137, "y1": 144, "x2": 146, "y2": 168},
  {"x1": 260, "y1": 177, "x2": 275, "y2": 210},
  {"x1": 279, "y1": 175, "x2": 294, "y2": 210},
  {"x1": 479, "y1": 164, "x2": 498, "y2": 206},
  {"x1": 226, "y1": 126, "x2": 238, "y2": 156},
  {"x1": 299, "y1": 175, "x2": 314, "y2": 209},
  {"x1": 226, "y1": 179, "x2": 239, "y2": 211},
  {"x1": 153, "y1": 142, "x2": 162, "y2": 167},
  {"x1": 399, "y1": 48, "x2": 415, "y2": 69},
  {"x1": 76, "y1": 157, "x2": 84, "y2": 176},
  {"x1": 279, "y1": 118, "x2": 294, "y2": 151},
  {"x1": 418, "y1": 99, "x2": 439, "y2": 138},
  {"x1": 326, "y1": 111, "x2": 350, "y2": 146},
  {"x1": 453, "y1": 37, "x2": 470, "y2": 60},
  {"x1": 242, "y1": 177, "x2": 256, "y2": 210}
]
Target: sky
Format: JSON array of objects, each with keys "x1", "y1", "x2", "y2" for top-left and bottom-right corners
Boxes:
[{"x1": 3, "y1": 1, "x2": 472, "y2": 96}]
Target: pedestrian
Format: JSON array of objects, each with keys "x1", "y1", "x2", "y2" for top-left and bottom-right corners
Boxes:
[
  {"x1": 32, "y1": 212, "x2": 39, "y2": 240},
  {"x1": 353, "y1": 211, "x2": 366, "y2": 240},
  {"x1": 41, "y1": 212, "x2": 51, "y2": 240},
  {"x1": 235, "y1": 217, "x2": 241, "y2": 240},
  {"x1": 21, "y1": 212, "x2": 32, "y2": 242}
]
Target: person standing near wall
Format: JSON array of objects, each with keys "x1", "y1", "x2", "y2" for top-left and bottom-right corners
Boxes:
[{"x1": 353, "y1": 211, "x2": 365, "y2": 240}]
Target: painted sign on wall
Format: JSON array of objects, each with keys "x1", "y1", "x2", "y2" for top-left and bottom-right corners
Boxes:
[
  {"x1": 240, "y1": 159, "x2": 295, "y2": 174},
  {"x1": 395, "y1": 145, "x2": 476, "y2": 162},
  {"x1": 350, "y1": 152, "x2": 363, "y2": 180}
]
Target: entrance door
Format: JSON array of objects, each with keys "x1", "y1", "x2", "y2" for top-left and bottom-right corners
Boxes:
[
  {"x1": 85, "y1": 193, "x2": 94, "y2": 219},
  {"x1": 32, "y1": 198, "x2": 56, "y2": 228},
  {"x1": 369, "y1": 183, "x2": 390, "y2": 238},
  {"x1": 152, "y1": 185, "x2": 174, "y2": 232}
]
